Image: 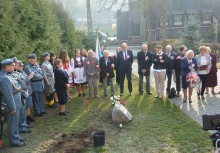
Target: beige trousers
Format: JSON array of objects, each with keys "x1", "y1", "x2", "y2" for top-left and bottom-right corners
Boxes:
[
  {"x1": 153, "y1": 71, "x2": 166, "y2": 96},
  {"x1": 87, "y1": 77, "x2": 98, "y2": 97}
]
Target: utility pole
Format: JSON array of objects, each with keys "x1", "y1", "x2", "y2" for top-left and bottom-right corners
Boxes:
[{"x1": 86, "y1": 0, "x2": 93, "y2": 33}]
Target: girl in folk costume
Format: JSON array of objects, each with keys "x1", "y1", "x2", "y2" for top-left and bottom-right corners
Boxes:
[
  {"x1": 71, "y1": 49, "x2": 87, "y2": 97},
  {"x1": 59, "y1": 49, "x2": 73, "y2": 99}
]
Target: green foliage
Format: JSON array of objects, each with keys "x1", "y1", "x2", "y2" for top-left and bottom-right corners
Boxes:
[
  {"x1": 0, "y1": 0, "x2": 91, "y2": 61},
  {"x1": 180, "y1": 16, "x2": 202, "y2": 54}
]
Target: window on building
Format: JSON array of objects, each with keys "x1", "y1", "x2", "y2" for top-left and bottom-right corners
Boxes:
[
  {"x1": 160, "y1": 15, "x2": 168, "y2": 27},
  {"x1": 188, "y1": 14, "x2": 198, "y2": 20},
  {"x1": 174, "y1": 15, "x2": 183, "y2": 26},
  {"x1": 203, "y1": 13, "x2": 212, "y2": 24}
]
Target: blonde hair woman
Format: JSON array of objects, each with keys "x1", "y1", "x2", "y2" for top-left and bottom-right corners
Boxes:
[{"x1": 195, "y1": 46, "x2": 212, "y2": 100}]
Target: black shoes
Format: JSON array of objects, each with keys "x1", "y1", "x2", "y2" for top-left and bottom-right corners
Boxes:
[
  {"x1": 102, "y1": 95, "x2": 107, "y2": 98},
  {"x1": 48, "y1": 103, "x2": 57, "y2": 108},
  {"x1": 11, "y1": 142, "x2": 26, "y2": 147},
  {"x1": 26, "y1": 116, "x2": 35, "y2": 122},
  {"x1": 176, "y1": 92, "x2": 180, "y2": 97},
  {"x1": 59, "y1": 110, "x2": 67, "y2": 116},
  {"x1": 20, "y1": 129, "x2": 32, "y2": 133},
  {"x1": 41, "y1": 111, "x2": 47, "y2": 114},
  {"x1": 35, "y1": 113, "x2": 42, "y2": 117},
  {"x1": 19, "y1": 138, "x2": 27, "y2": 142},
  {"x1": 78, "y1": 93, "x2": 86, "y2": 97}
]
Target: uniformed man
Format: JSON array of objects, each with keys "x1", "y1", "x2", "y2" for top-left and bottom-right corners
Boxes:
[
  {"x1": 0, "y1": 59, "x2": 27, "y2": 147},
  {"x1": 24, "y1": 54, "x2": 46, "y2": 116},
  {"x1": 41, "y1": 52, "x2": 57, "y2": 108},
  {"x1": 16, "y1": 61, "x2": 35, "y2": 123},
  {"x1": 11, "y1": 58, "x2": 32, "y2": 133}
]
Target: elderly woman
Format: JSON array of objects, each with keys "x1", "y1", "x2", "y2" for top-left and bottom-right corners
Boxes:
[
  {"x1": 195, "y1": 46, "x2": 212, "y2": 100},
  {"x1": 205, "y1": 47, "x2": 218, "y2": 94},
  {"x1": 152, "y1": 45, "x2": 167, "y2": 99},
  {"x1": 181, "y1": 50, "x2": 198, "y2": 103},
  {"x1": 83, "y1": 50, "x2": 99, "y2": 98}
]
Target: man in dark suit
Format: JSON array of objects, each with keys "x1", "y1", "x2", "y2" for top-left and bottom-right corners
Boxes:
[
  {"x1": 173, "y1": 45, "x2": 187, "y2": 96},
  {"x1": 165, "y1": 45, "x2": 176, "y2": 94},
  {"x1": 100, "y1": 50, "x2": 115, "y2": 98},
  {"x1": 137, "y1": 44, "x2": 153, "y2": 95},
  {"x1": 117, "y1": 43, "x2": 133, "y2": 96}
]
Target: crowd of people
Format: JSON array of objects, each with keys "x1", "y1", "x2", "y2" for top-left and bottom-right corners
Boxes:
[{"x1": 0, "y1": 42, "x2": 219, "y2": 147}]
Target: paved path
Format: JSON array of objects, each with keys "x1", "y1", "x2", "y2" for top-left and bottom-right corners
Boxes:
[{"x1": 132, "y1": 61, "x2": 220, "y2": 127}]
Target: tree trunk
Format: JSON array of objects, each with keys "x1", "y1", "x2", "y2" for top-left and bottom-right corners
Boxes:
[{"x1": 140, "y1": 0, "x2": 147, "y2": 42}]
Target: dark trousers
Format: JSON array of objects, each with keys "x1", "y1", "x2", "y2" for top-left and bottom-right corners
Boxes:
[
  {"x1": 115, "y1": 69, "x2": 120, "y2": 84},
  {"x1": 175, "y1": 71, "x2": 181, "y2": 92},
  {"x1": 166, "y1": 73, "x2": 172, "y2": 92},
  {"x1": 120, "y1": 69, "x2": 132, "y2": 93},
  {"x1": 198, "y1": 74, "x2": 208, "y2": 96}
]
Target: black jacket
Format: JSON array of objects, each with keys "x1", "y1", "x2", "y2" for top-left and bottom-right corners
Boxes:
[
  {"x1": 166, "y1": 52, "x2": 176, "y2": 75},
  {"x1": 173, "y1": 53, "x2": 185, "y2": 73},
  {"x1": 152, "y1": 52, "x2": 168, "y2": 70},
  {"x1": 99, "y1": 56, "x2": 115, "y2": 78},
  {"x1": 137, "y1": 51, "x2": 153, "y2": 76},
  {"x1": 54, "y1": 68, "x2": 68, "y2": 90},
  {"x1": 117, "y1": 50, "x2": 133, "y2": 71}
]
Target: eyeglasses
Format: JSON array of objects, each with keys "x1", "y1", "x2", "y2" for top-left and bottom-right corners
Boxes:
[{"x1": 9, "y1": 64, "x2": 16, "y2": 66}]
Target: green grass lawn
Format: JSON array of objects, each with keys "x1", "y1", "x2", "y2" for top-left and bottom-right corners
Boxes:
[{"x1": 1, "y1": 76, "x2": 213, "y2": 153}]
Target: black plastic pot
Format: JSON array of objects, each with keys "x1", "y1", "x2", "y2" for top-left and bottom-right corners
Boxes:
[{"x1": 92, "y1": 130, "x2": 105, "y2": 147}]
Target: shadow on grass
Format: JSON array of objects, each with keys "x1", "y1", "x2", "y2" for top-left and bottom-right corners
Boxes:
[{"x1": 0, "y1": 78, "x2": 213, "y2": 153}]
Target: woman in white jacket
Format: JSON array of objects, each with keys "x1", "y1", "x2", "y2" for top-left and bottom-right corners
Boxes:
[{"x1": 195, "y1": 46, "x2": 212, "y2": 100}]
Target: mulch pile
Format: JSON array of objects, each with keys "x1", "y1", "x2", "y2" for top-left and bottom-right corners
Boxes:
[{"x1": 45, "y1": 129, "x2": 94, "y2": 153}]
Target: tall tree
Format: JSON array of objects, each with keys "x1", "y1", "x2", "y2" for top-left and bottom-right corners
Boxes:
[{"x1": 180, "y1": 17, "x2": 202, "y2": 53}]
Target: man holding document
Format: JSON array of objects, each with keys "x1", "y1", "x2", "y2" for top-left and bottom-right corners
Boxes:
[{"x1": 195, "y1": 46, "x2": 212, "y2": 100}]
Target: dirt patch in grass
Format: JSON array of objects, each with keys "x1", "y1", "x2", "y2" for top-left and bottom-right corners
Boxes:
[{"x1": 42, "y1": 129, "x2": 94, "y2": 153}]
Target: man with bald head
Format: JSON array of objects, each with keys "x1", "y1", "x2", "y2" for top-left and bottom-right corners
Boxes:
[
  {"x1": 137, "y1": 44, "x2": 153, "y2": 95},
  {"x1": 117, "y1": 43, "x2": 133, "y2": 96},
  {"x1": 165, "y1": 45, "x2": 176, "y2": 94}
]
